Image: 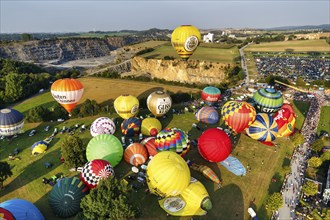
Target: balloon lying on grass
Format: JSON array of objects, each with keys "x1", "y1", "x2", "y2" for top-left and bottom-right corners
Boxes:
[
  {"x1": 79, "y1": 159, "x2": 114, "y2": 189},
  {"x1": 246, "y1": 113, "x2": 278, "y2": 143},
  {"x1": 90, "y1": 117, "x2": 116, "y2": 137},
  {"x1": 124, "y1": 143, "x2": 149, "y2": 166},
  {"x1": 114, "y1": 94, "x2": 139, "y2": 119},
  {"x1": 201, "y1": 86, "x2": 221, "y2": 106},
  {"x1": 252, "y1": 88, "x2": 283, "y2": 114},
  {"x1": 158, "y1": 178, "x2": 212, "y2": 216},
  {"x1": 220, "y1": 156, "x2": 246, "y2": 176},
  {"x1": 49, "y1": 177, "x2": 89, "y2": 218},
  {"x1": 0, "y1": 199, "x2": 44, "y2": 220},
  {"x1": 196, "y1": 106, "x2": 219, "y2": 124},
  {"x1": 121, "y1": 117, "x2": 142, "y2": 137},
  {"x1": 141, "y1": 117, "x2": 162, "y2": 136},
  {"x1": 147, "y1": 91, "x2": 172, "y2": 117},
  {"x1": 86, "y1": 134, "x2": 123, "y2": 167},
  {"x1": 155, "y1": 128, "x2": 190, "y2": 156},
  {"x1": 187, "y1": 160, "x2": 221, "y2": 186},
  {"x1": 0, "y1": 108, "x2": 24, "y2": 137},
  {"x1": 50, "y1": 78, "x2": 84, "y2": 114}
]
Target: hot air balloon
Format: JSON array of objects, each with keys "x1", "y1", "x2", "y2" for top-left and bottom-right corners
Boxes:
[
  {"x1": 141, "y1": 137, "x2": 158, "y2": 156},
  {"x1": 147, "y1": 91, "x2": 172, "y2": 117},
  {"x1": 124, "y1": 143, "x2": 148, "y2": 166},
  {"x1": 196, "y1": 106, "x2": 219, "y2": 124},
  {"x1": 187, "y1": 161, "x2": 221, "y2": 186},
  {"x1": 198, "y1": 128, "x2": 231, "y2": 162},
  {"x1": 30, "y1": 140, "x2": 48, "y2": 155},
  {"x1": 50, "y1": 78, "x2": 84, "y2": 114},
  {"x1": 252, "y1": 88, "x2": 283, "y2": 114},
  {"x1": 171, "y1": 25, "x2": 201, "y2": 60},
  {"x1": 221, "y1": 101, "x2": 256, "y2": 134},
  {"x1": 201, "y1": 86, "x2": 221, "y2": 105},
  {"x1": 155, "y1": 128, "x2": 190, "y2": 156},
  {"x1": 121, "y1": 117, "x2": 141, "y2": 137},
  {"x1": 246, "y1": 113, "x2": 278, "y2": 142},
  {"x1": 49, "y1": 177, "x2": 89, "y2": 218},
  {"x1": 281, "y1": 103, "x2": 295, "y2": 116},
  {"x1": 114, "y1": 94, "x2": 139, "y2": 119},
  {"x1": 0, "y1": 108, "x2": 24, "y2": 137},
  {"x1": 86, "y1": 134, "x2": 123, "y2": 167},
  {"x1": 90, "y1": 117, "x2": 116, "y2": 137},
  {"x1": 146, "y1": 151, "x2": 190, "y2": 197},
  {"x1": 220, "y1": 156, "x2": 247, "y2": 176},
  {"x1": 273, "y1": 106, "x2": 296, "y2": 137},
  {"x1": 79, "y1": 159, "x2": 114, "y2": 189},
  {"x1": 0, "y1": 207, "x2": 15, "y2": 220},
  {"x1": 141, "y1": 117, "x2": 162, "y2": 136},
  {"x1": 0, "y1": 199, "x2": 44, "y2": 220},
  {"x1": 158, "y1": 178, "x2": 212, "y2": 216}
]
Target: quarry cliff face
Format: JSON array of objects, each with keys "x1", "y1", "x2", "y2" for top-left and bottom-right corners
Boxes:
[{"x1": 131, "y1": 56, "x2": 228, "y2": 84}]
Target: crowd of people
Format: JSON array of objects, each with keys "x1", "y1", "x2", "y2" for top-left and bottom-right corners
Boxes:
[{"x1": 255, "y1": 57, "x2": 329, "y2": 82}]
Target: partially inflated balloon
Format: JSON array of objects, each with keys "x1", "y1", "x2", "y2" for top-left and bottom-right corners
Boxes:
[
  {"x1": 114, "y1": 94, "x2": 139, "y2": 119},
  {"x1": 147, "y1": 91, "x2": 172, "y2": 117},
  {"x1": 30, "y1": 140, "x2": 48, "y2": 155},
  {"x1": 246, "y1": 113, "x2": 278, "y2": 142},
  {"x1": 201, "y1": 86, "x2": 221, "y2": 105},
  {"x1": 90, "y1": 117, "x2": 116, "y2": 137},
  {"x1": 124, "y1": 143, "x2": 148, "y2": 166},
  {"x1": 171, "y1": 25, "x2": 201, "y2": 60},
  {"x1": 221, "y1": 101, "x2": 256, "y2": 133},
  {"x1": 146, "y1": 151, "x2": 190, "y2": 197},
  {"x1": 156, "y1": 128, "x2": 190, "y2": 156},
  {"x1": 141, "y1": 117, "x2": 162, "y2": 136},
  {"x1": 86, "y1": 134, "x2": 123, "y2": 167},
  {"x1": 51, "y1": 78, "x2": 84, "y2": 114},
  {"x1": 253, "y1": 88, "x2": 283, "y2": 114}
]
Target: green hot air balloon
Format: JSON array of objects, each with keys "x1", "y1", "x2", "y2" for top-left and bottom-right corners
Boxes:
[
  {"x1": 252, "y1": 88, "x2": 283, "y2": 114},
  {"x1": 86, "y1": 134, "x2": 123, "y2": 167},
  {"x1": 49, "y1": 177, "x2": 89, "y2": 218}
]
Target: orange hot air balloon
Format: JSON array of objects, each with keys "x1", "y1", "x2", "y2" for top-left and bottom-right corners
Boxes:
[
  {"x1": 51, "y1": 78, "x2": 84, "y2": 114},
  {"x1": 141, "y1": 137, "x2": 158, "y2": 156},
  {"x1": 124, "y1": 143, "x2": 149, "y2": 166}
]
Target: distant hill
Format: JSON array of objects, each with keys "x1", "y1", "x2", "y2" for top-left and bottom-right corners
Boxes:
[{"x1": 267, "y1": 24, "x2": 330, "y2": 31}]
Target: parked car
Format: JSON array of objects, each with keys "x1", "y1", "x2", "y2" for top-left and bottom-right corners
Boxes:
[
  {"x1": 29, "y1": 130, "x2": 36, "y2": 137},
  {"x1": 44, "y1": 126, "x2": 50, "y2": 132}
]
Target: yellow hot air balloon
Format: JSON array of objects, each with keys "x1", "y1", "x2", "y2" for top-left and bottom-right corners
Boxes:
[
  {"x1": 147, "y1": 91, "x2": 172, "y2": 117},
  {"x1": 141, "y1": 118, "x2": 162, "y2": 136},
  {"x1": 158, "y1": 178, "x2": 212, "y2": 216},
  {"x1": 114, "y1": 94, "x2": 139, "y2": 119},
  {"x1": 50, "y1": 78, "x2": 84, "y2": 114},
  {"x1": 146, "y1": 151, "x2": 190, "y2": 197},
  {"x1": 171, "y1": 25, "x2": 201, "y2": 60}
]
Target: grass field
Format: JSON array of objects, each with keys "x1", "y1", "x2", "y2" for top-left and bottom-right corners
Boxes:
[
  {"x1": 245, "y1": 39, "x2": 330, "y2": 52},
  {"x1": 2, "y1": 77, "x2": 307, "y2": 220},
  {"x1": 292, "y1": 100, "x2": 311, "y2": 130},
  {"x1": 317, "y1": 106, "x2": 330, "y2": 135}
]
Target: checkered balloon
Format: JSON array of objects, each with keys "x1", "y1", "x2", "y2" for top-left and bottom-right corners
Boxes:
[
  {"x1": 90, "y1": 117, "x2": 116, "y2": 137},
  {"x1": 80, "y1": 159, "x2": 114, "y2": 189}
]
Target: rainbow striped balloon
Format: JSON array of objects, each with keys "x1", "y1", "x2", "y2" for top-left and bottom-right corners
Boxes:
[
  {"x1": 246, "y1": 113, "x2": 278, "y2": 142},
  {"x1": 155, "y1": 128, "x2": 189, "y2": 156}
]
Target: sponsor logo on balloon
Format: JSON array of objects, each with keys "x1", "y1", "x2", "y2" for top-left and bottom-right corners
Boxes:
[
  {"x1": 184, "y1": 36, "x2": 199, "y2": 52},
  {"x1": 131, "y1": 105, "x2": 139, "y2": 114}
]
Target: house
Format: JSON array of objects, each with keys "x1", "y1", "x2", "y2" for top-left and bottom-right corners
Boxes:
[{"x1": 203, "y1": 33, "x2": 214, "y2": 43}]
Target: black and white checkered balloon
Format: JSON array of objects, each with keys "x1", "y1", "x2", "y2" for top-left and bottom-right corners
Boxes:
[{"x1": 90, "y1": 117, "x2": 116, "y2": 137}]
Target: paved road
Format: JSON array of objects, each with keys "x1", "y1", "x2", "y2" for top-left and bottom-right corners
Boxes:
[{"x1": 239, "y1": 43, "x2": 251, "y2": 85}]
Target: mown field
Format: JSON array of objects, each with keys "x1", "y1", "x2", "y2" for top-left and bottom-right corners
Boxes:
[
  {"x1": 1, "y1": 77, "x2": 309, "y2": 220},
  {"x1": 317, "y1": 106, "x2": 330, "y2": 135}
]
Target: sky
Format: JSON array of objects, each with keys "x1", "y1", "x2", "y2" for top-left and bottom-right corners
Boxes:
[{"x1": 0, "y1": 0, "x2": 329, "y2": 33}]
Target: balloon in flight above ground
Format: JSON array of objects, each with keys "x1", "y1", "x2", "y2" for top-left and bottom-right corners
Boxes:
[
  {"x1": 171, "y1": 25, "x2": 201, "y2": 60},
  {"x1": 124, "y1": 143, "x2": 149, "y2": 166},
  {"x1": 221, "y1": 101, "x2": 256, "y2": 134},
  {"x1": 201, "y1": 86, "x2": 221, "y2": 105},
  {"x1": 86, "y1": 134, "x2": 123, "y2": 167},
  {"x1": 252, "y1": 88, "x2": 283, "y2": 114},
  {"x1": 50, "y1": 78, "x2": 84, "y2": 114},
  {"x1": 121, "y1": 117, "x2": 142, "y2": 137},
  {"x1": 146, "y1": 151, "x2": 190, "y2": 197},
  {"x1": 79, "y1": 159, "x2": 114, "y2": 189},
  {"x1": 220, "y1": 156, "x2": 246, "y2": 176},
  {"x1": 30, "y1": 140, "x2": 48, "y2": 155},
  {"x1": 49, "y1": 177, "x2": 89, "y2": 218},
  {"x1": 198, "y1": 128, "x2": 232, "y2": 162},
  {"x1": 0, "y1": 199, "x2": 44, "y2": 220},
  {"x1": 246, "y1": 113, "x2": 278, "y2": 142},
  {"x1": 155, "y1": 128, "x2": 190, "y2": 156},
  {"x1": 114, "y1": 94, "x2": 139, "y2": 119},
  {"x1": 90, "y1": 117, "x2": 116, "y2": 137},
  {"x1": 141, "y1": 117, "x2": 162, "y2": 136},
  {"x1": 196, "y1": 106, "x2": 219, "y2": 124},
  {"x1": 187, "y1": 160, "x2": 221, "y2": 186},
  {"x1": 141, "y1": 137, "x2": 158, "y2": 156},
  {"x1": 0, "y1": 108, "x2": 24, "y2": 137},
  {"x1": 147, "y1": 91, "x2": 172, "y2": 117},
  {"x1": 273, "y1": 105, "x2": 296, "y2": 137},
  {"x1": 158, "y1": 178, "x2": 212, "y2": 216}
]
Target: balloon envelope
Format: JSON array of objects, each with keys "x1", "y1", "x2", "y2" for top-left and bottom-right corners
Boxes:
[
  {"x1": 155, "y1": 128, "x2": 190, "y2": 156},
  {"x1": 90, "y1": 117, "x2": 116, "y2": 137},
  {"x1": 147, "y1": 91, "x2": 172, "y2": 117},
  {"x1": 247, "y1": 113, "x2": 278, "y2": 142},
  {"x1": 146, "y1": 151, "x2": 190, "y2": 197},
  {"x1": 198, "y1": 128, "x2": 231, "y2": 162},
  {"x1": 0, "y1": 207, "x2": 15, "y2": 220},
  {"x1": 141, "y1": 137, "x2": 158, "y2": 156},
  {"x1": 86, "y1": 134, "x2": 123, "y2": 167},
  {"x1": 49, "y1": 177, "x2": 89, "y2": 218},
  {"x1": 121, "y1": 117, "x2": 141, "y2": 137},
  {"x1": 50, "y1": 78, "x2": 84, "y2": 113},
  {"x1": 0, "y1": 199, "x2": 44, "y2": 220},
  {"x1": 0, "y1": 108, "x2": 24, "y2": 137},
  {"x1": 114, "y1": 94, "x2": 139, "y2": 119},
  {"x1": 80, "y1": 159, "x2": 114, "y2": 189},
  {"x1": 220, "y1": 156, "x2": 246, "y2": 176},
  {"x1": 31, "y1": 140, "x2": 48, "y2": 155},
  {"x1": 196, "y1": 106, "x2": 219, "y2": 124},
  {"x1": 124, "y1": 143, "x2": 148, "y2": 166},
  {"x1": 273, "y1": 106, "x2": 296, "y2": 137},
  {"x1": 171, "y1": 25, "x2": 201, "y2": 60},
  {"x1": 221, "y1": 101, "x2": 256, "y2": 134},
  {"x1": 141, "y1": 117, "x2": 162, "y2": 136},
  {"x1": 253, "y1": 88, "x2": 283, "y2": 114},
  {"x1": 201, "y1": 86, "x2": 221, "y2": 105}
]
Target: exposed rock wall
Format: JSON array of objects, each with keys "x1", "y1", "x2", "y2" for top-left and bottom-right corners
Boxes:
[{"x1": 131, "y1": 56, "x2": 228, "y2": 84}]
